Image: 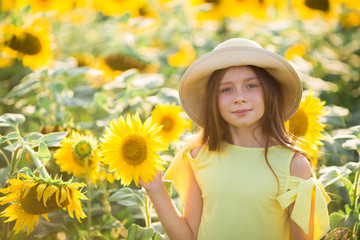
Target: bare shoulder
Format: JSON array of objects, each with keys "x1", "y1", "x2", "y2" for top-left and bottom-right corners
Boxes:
[
  {"x1": 290, "y1": 152, "x2": 313, "y2": 179},
  {"x1": 190, "y1": 145, "x2": 203, "y2": 159}
]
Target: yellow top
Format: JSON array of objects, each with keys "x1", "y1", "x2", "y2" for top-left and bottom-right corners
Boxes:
[{"x1": 164, "y1": 140, "x2": 330, "y2": 240}]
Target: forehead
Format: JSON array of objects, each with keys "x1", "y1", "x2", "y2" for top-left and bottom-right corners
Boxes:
[{"x1": 221, "y1": 66, "x2": 257, "y2": 81}]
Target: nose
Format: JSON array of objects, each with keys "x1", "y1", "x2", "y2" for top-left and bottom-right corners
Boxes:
[{"x1": 234, "y1": 90, "x2": 247, "y2": 104}]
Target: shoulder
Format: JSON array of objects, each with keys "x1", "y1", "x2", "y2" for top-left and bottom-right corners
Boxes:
[
  {"x1": 190, "y1": 145, "x2": 203, "y2": 159},
  {"x1": 290, "y1": 152, "x2": 313, "y2": 179}
]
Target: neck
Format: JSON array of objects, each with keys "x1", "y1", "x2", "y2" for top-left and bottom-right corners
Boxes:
[{"x1": 229, "y1": 126, "x2": 267, "y2": 148}]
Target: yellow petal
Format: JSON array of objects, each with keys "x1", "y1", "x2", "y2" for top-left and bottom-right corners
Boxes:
[
  {"x1": 59, "y1": 187, "x2": 67, "y2": 204},
  {"x1": 55, "y1": 187, "x2": 62, "y2": 207},
  {"x1": 36, "y1": 184, "x2": 47, "y2": 202},
  {"x1": 42, "y1": 185, "x2": 58, "y2": 207},
  {"x1": 43, "y1": 213, "x2": 50, "y2": 221}
]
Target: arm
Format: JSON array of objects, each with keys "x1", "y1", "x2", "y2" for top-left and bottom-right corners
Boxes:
[
  {"x1": 289, "y1": 153, "x2": 314, "y2": 240},
  {"x1": 140, "y1": 146, "x2": 203, "y2": 240}
]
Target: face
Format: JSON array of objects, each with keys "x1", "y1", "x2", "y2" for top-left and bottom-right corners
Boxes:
[{"x1": 217, "y1": 66, "x2": 265, "y2": 132}]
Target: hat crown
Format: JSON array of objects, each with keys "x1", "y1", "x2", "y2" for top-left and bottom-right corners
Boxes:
[{"x1": 213, "y1": 38, "x2": 263, "y2": 51}]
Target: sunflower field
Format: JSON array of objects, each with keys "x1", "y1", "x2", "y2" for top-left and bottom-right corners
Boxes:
[{"x1": 0, "y1": 0, "x2": 360, "y2": 239}]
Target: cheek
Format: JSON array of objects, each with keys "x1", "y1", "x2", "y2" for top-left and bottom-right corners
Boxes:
[
  {"x1": 217, "y1": 95, "x2": 228, "y2": 109},
  {"x1": 257, "y1": 94, "x2": 265, "y2": 114},
  {"x1": 217, "y1": 96, "x2": 228, "y2": 115}
]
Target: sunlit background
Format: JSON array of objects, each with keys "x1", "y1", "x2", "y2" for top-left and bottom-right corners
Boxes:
[{"x1": 0, "y1": 0, "x2": 360, "y2": 239}]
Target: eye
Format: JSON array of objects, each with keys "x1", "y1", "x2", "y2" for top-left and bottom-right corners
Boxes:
[
  {"x1": 220, "y1": 87, "x2": 233, "y2": 93},
  {"x1": 246, "y1": 84, "x2": 257, "y2": 89}
]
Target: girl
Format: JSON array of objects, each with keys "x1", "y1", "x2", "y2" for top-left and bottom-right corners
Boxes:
[{"x1": 140, "y1": 38, "x2": 330, "y2": 240}]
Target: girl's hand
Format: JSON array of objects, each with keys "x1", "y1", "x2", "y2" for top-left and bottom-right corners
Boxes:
[{"x1": 139, "y1": 170, "x2": 164, "y2": 194}]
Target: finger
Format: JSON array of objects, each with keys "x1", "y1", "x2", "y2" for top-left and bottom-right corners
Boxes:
[{"x1": 139, "y1": 178, "x2": 148, "y2": 187}]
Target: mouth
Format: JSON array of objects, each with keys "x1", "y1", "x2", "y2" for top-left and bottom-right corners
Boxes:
[{"x1": 233, "y1": 109, "x2": 251, "y2": 116}]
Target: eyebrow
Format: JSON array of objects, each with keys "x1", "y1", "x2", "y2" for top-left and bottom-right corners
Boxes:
[{"x1": 220, "y1": 76, "x2": 259, "y2": 85}]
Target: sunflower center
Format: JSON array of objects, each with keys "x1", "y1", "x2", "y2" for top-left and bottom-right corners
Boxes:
[
  {"x1": 104, "y1": 54, "x2": 147, "y2": 71},
  {"x1": 121, "y1": 134, "x2": 147, "y2": 166},
  {"x1": 289, "y1": 109, "x2": 308, "y2": 137},
  {"x1": 161, "y1": 117, "x2": 174, "y2": 132},
  {"x1": 74, "y1": 140, "x2": 93, "y2": 159},
  {"x1": 305, "y1": 0, "x2": 329, "y2": 11},
  {"x1": 205, "y1": 0, "x2": 220, "y2": 4},
  {"x1": 7, "y1": 32, "x2": 42, "y2": 55},
  {"x1": 20, "y1": 184, "x2": 70, "y2": 215}
]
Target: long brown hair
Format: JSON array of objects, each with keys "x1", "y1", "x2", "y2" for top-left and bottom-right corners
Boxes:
[{"x1": 200, "y1": 65, "x2": 310, "y2": 189}]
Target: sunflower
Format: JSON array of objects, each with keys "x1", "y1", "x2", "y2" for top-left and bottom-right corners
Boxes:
[
  {"x1": 286, "y1": 91, "x2": 326, "y2": 166},
  {"x1": 89, "y1": 53, "x2": 148, "y2": 87},
  {"x1": 290, "y1": 0, "x2": 340, "y2": 20},
  {"x1": 190, "y1": 0, "x2": 287, "y2": 21},
  {"x1": 92, "y1": 0, "x2": 145, "y2": 16},
  {"x1": 0, "y1": 0, "x2": 16, "y2": 12},
  {"x1": 99, "y1": 170, "x2": 116, "y2": 184},
  {"x1": 100, "y1": 113, "x2": 167, "y2": 186},
  {"x1": 340, "y1": 0, "x2": 360, "y2": 10},
  {"x1": 340, "y1": 10, "x2": 360, "y2": 29},
  {"x1": 16, "y1": 0, "x2": 74, "y2": 14},
  {"x1": 167, "y1": 41, "x2": 196, "y2": 68},
  {"x1": 151, "y1": 103, "x2": 190, "y2": 143},
  {"x1": 54, "y1": 131, "x2": 100, "y2": 183},
  {"x1": 0, "y1": 173, "x2": 87, "y2": 235},
  {"x1": 0, "y1": 18, "x2": 53, "y2": 70},
  {"x1": 285, "y1": 43, "x2": 308, "y2": 60}
]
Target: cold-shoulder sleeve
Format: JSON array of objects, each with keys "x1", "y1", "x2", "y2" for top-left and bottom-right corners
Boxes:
[
  {"x1": 277, "y1": 176, "x2": 331, "y2": 240},
  {"x1": 163, "y1": 136, "x2": 198, "y2": 203}
]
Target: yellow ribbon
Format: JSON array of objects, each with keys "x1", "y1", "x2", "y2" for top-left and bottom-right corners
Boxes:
[
  {"x1": 164, "y1": 147, "x2": 191, "y2": 202},
  {"x1": 277, "y1": 176, "x2": 331, "y2": 240},
  {"x1": 164, "y1": 135, "x2": 199, "y2": 202}
]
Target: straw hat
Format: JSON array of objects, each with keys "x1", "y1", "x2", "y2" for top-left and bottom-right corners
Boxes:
[{"x1": 178, "y1": 38, "x2": 302, "y2": 127}]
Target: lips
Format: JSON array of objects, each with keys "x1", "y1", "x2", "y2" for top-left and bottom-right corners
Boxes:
[{"x1": 233, "y1": 109, "x2": 251, "y2": 116}]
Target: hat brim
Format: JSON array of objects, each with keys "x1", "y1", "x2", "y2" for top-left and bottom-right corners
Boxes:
[{"x1": 179, "y1": 46, "x2": 302, "y2": 127}]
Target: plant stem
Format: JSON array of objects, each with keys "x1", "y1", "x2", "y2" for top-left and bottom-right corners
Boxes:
[
  {"x1": 100, "y1": 179, "x2": 111, "y2": 217},
  {"x1": 3, "y1": 223, "x2": 8, "y2": 240},
  {"x1": 5, "y1": 140, "x2": 15, "y2": 152},
  {"x1": 9, "y1": 145, "x2": 22, "y2": 176},
  {"x1": 144, "y1": 194, "x2": 151, "y2": 228},
  {"x1": 353, "y1": 170, "x2": 360, "y2": 208},
  {"x1": 0, "y1": 149, "x2": 10, "y2": 167},
  {"x1": 25, "y1": 146, "x2": 50, "y2": 178},
  {"x1": 85, "y1": 157, "x2": 92, "y2": 240}
]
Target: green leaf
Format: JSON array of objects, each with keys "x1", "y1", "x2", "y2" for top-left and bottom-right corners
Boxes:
[
  {"x1": 94, "y1": 92, "x2": 110, "y2": 108},
  {"x1": 38, "y1": 141, "x2": 51, "y2": 163},
  {"x1": 344, "y1": 210, "x2": 359, "y2": 229},
  {"x1": 131, "y1": 74, "x2": 165, "y2": 89},
  {"x1": 26, "y1": 132, "x2": 43, "y2": 143},
  {"x1": 318, "y1": 166, "x2": 352, "y2": 187},
  {"x1": 0, "y1": 166, "x2": 12, "y2": 186},
  {"x1": 0, "y1": 113, "x2": 25, "y2": 128},
  {"x1": 330, "y1": 211, "x2": 346, "y2": 229},
  {"x1": 108, "y1": 187, "x2": 144, "y2": 207},
  {"x1": 117, "y1": 12, "x2": 131, "y2": 23},
  {"x1": 341, "y1": 177, "x2": 354, "y2": 204},
  {"x1": 40, "y1": 132, "x2": 68, "y2": 147},
  {"x1": 5, "y1": 77, "x2": 39, "y2": 99},
  {"x1": 63, "y1": 86, "x2": 96, "y2": 107},
  {"x1": 344, "y1": 162, "x2": 360, "y2": 173},
  {"x1": 153, "y1": 233, "x2": 169, "y2": 240},
  {"x1": 127, "y1": 224, "x2": 154, "y2": 240},
  {"x1": 38, "y1": 95, "x2": 52, "y2": 111},
  {"x1": 48, "y1": 81, "x2": 65, "y2": 94},
  {"x1": 0, "y1": 131, "x2": 21, "y2": 144},
  {"x1": 343, "y1": 139, "x2": 360, "y2": 151}
]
